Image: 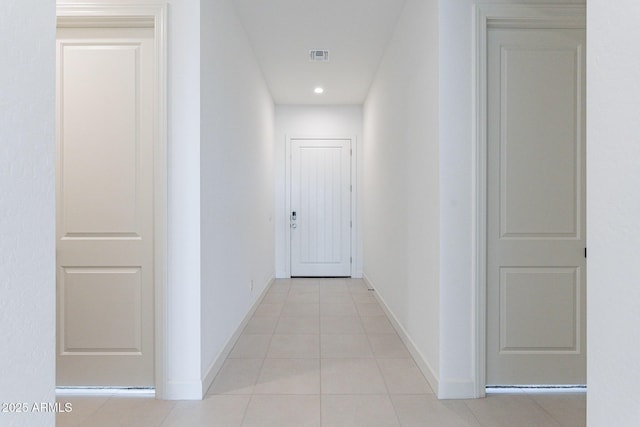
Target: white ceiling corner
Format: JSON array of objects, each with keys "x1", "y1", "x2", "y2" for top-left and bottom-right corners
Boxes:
[{"x1": 232, "y1": 0, "x2": 407, "y2": 105}]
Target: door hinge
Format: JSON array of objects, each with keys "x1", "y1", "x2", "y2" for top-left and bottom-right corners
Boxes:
[
  {"x1": 350, "y1": 257, "x2": 352, "y2": 264},
  {"x1": 350, "y1": 148, "x2": 352, "y2": 156},
  {"x1": 350, "y1": 220, "x2": 352, "y2": 228},
  {"x1": 350, "y1": 184, "x2": 352, "y2": 192},
  {"x1": 584, "y1": 247, "x2": 587, "y2": 259}
]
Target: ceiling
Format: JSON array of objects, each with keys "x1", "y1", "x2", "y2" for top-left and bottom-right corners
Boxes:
[{"x1": 232, "y1": 0, "x2": 407, "y2": 105}]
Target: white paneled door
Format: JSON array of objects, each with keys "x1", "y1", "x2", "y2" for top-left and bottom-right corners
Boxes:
[
  {"x1": 290, "y1": 139, "x2": 351, "y2": 277},
  {"x1": 486, "y1": 27, "x2": 586, "y2": 385},
  {"x1": 56, "y1": 26, "x2": 155, "y2": 386}
]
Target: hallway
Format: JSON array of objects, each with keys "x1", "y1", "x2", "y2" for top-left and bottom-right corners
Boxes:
[{"x1": 56, "y1": 279, "x2": 585, "y2": 426}]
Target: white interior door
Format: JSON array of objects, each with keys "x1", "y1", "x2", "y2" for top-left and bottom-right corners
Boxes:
[
  {"x1": 290, "y1": 139, "x2": 351, "y2": 277},
  {"x1": 56, "y1": 25, "x2": 155, "y2": 386},
  {"x1": 486, "y1": 27, "x2": 586, "y2": 385}
]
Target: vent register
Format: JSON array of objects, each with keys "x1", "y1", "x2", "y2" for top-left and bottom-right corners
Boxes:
[{"x1": 309, "y1": 50, "x2": 330, "y2": 61}]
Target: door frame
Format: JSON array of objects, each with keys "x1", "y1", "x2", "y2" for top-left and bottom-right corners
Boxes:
[
  {"x1": 472, "y1": 4, "x2": 586, "y2": 397},
  {"x1": 56, "y1": 1, "x2": 168, "y2": 398},
  {"x1": 284, "y1": 136, "x2": 358, "y2": 278}
]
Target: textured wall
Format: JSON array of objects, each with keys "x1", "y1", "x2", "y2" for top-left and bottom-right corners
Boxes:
[{"x1": 0, "y1": 0, "x2": 56, "y2": 425}]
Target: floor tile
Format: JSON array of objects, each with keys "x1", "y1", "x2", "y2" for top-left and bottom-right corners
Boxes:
[
  {"x1": 320, "y1": 293, "x2": 354, "y2": 304},
  {"x1": 267, "y1": 334, "x2": 320, "y2": 358},
  {"x1": 56, "y1": 395, "x2": 111, "y2": 427},
  {"x1": 241, "y1": 395, "x2": 321, "y2": 427},
  {"x1": 321, "y1": 334, "x2": 373, "y2": 358},
  {"x1": 161, "y1": 395, "x2": 250, "y2": 427},
  {"x1": 261, "y1": 292, "x2": 288, "y2": 304},
  {"x1": 321, "y1": 358, "x2": 387, "y2": 394},
  {"x1": 76, "y1": 396, "x2": 175, "y2": 427},
  {"x1": 464, "y1": 394, "x2": 562, "y2": 427},
  {"x1": 228, "y1": 334, "x2": 272, "y2": 358},
  {"x1": 528, "y1": 393, "x2": 586, "y2": 427},
  {"x1": 319, "y1": 283, "x2": 350, "y2": 294},
  {"x1": 320, "y1": 315, "x2": 365, "y2": 334},
  {"x1": 356, "y1": 301, "x2": 385, "y2": 316},
  {"x1": 253, "y1": 358, "x2": 320, "y2": 394},
  {"x1": 275, "y1": 316, "x2": 320, "y2": 334},
  {"x1": 207, "y1": 359, "x2": 263, "y2": 395},
  {"x1": 243, "y1": 316, "x2": 278, "y2": 334},
  {"x1": 287, "y1": 289, "x2": 320, "y2": 304},
  {"x1": 361, "y1": 315, "x2": 396, "y2": 334},
  {"x1": 281, "y1": 302, "x2": 320, "y2": 316},
  {"x1": 351, "y1": 292, "x2": 378, "y2": 304},
  {"x1": 322, "y1": 394, "x2": 399, "y2": 427},
  {"x1": 268, "y1": 282, "x2": 291, "y2": 293},
  {"x1": 290, "y1": 281, "x2": 320, "y2": 292},
  {"x1": 347, "y1": 280, "x2": 370, "y2": 293},
  {"x1": 368, "y1": 334, "x2": 411, "y2": 358},
  {"x1": 253, "y1": 302, "x2": 283, "y2": 317},
  {"x1": 392, "y1": 394, "x2": 481, "y2": 427},
  {"x1": 377, "y1": 358, "x2": 433, "y2": 394},
  {"x1": 320, "y1": 301, "x2": 358, "y2": 316}
]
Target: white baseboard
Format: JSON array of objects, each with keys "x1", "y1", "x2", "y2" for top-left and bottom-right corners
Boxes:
[
  {"x1": 362, "y1": 274, "x2": 440, "y2": 396},
  {"x1": 438, "y1": 380, "x2": 477, "y2": 399},
  {"x1": 164, "y1": 380, "x2": 204, "y2": 400},
  {"x1": 199, "y1": 276, "x2": 274, "y2": 397}
]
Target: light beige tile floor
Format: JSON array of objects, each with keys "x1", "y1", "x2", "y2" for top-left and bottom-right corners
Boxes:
[{"x1": 56, "y1": 278, "x2": 586, "y2": 427}]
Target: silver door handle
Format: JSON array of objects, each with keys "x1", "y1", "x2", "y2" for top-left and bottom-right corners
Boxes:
[{"x1": 291, "y1": 223, "x2": 297, "y2": 229}]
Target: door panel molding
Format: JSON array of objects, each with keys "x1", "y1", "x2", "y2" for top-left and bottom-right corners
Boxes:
[
  {"x1": 285, "y1": 136, "x2": 358, "y2": 278},
  {"x1": 472, "y1": 3, "x2": 586, "y2": 397},
  {"x1": 56, "y1": 2, "x2": 167, "y2": 398}
]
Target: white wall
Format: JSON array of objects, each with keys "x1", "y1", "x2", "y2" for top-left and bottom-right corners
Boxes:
[
  {"x1": 363, "y1": 0, "x2": 441, "y2": 393},
  {"x1": 0, "y1": 1, "x2": 56, "y2": 426},
  {"x1": 200, "y1": 0, "x2": 275, "y2": 396},
  {"x1": 165, "y1": 0, "x2": 203, "y2": 399},
  {"x1": 275, "y1": 105, "x2": 363, "y2": 278},
  {"x1": 437, "y1": 0, "x2": 475, "y2": 397},
  {"x1": 587, "y1": 1, "x2": 640, "y2": 424}
]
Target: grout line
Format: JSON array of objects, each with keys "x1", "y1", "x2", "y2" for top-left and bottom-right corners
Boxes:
[
  {"x1": 238, "y1": 280, "x2": 285, "y2": 426},
  {"x1": 461, "y1": 400, "x2": 485, "y2": 427},
  {"x1": 238, "y1": 394, "x2": 253, "y2": 427},
  {"x1": 156, "y1": 400, "x2": 178, "y2": 427},
  {"x1": 523, "y1": 392, "x2": 567, "y2": 427}
]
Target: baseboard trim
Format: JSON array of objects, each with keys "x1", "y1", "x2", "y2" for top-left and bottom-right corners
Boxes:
[
  {"x1": 438, "y1": 379, "x2": 477, "y2": 399},
  {"x1": 164, "y1": 380, "x2": 203, "y2": 400},
  {"x1": 362, "y1": 274, "x2": 440, "y2": 396},
  {"x1": 200, "y1": 276, "x2": 274, "y2": 397}
]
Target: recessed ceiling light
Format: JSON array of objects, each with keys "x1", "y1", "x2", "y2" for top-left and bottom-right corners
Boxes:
[{"x1": 314, "y1": 87, "x2": 324, "y2": 94}]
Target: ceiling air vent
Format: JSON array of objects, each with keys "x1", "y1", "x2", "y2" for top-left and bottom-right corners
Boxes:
[{"x1": 309, "y1": 50, "x2": 330, "y2": 62}]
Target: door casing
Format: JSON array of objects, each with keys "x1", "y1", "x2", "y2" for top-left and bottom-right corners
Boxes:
[
  {"x1": 285, "y1": 136, "x2": 358, "y2": 278},
  {"x1": 472, "y1": 3, "x2": 586, "y2": 398},
  {"x1": 56, "y1": 1, "x2": 167, "y2": 398}
]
